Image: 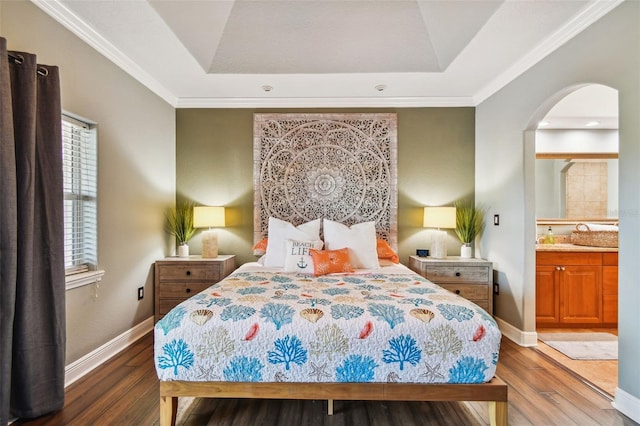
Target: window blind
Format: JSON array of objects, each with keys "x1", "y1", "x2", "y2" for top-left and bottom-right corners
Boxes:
[{"x1": 62, "y1": 114, "x2": 98, "y2": 274}]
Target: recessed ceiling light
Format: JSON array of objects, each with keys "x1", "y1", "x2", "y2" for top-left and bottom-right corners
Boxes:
[
  {"x1": 538, "y1": 120, "x2": 550, "y2": 127},
  {"x1": 261, "y1": 85, "x2": 273, "y2": 92},
  {"x1": 585, "y1": 120, "x2": 600, "y2": 127},
  {"x1": 375, "y1": 84, "x2": 386, "y2": 92}
]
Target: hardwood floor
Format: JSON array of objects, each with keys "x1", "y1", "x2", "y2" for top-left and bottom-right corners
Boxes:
[
  {"x1": 535, "y1": 328, "x2": 618, "y2": 397},
  {"x1": 14, "y1": 332, "x2": 637, "y2": 426}
]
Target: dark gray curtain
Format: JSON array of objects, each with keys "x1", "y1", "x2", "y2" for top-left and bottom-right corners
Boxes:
[{"x1": 0, "y1": 37, "x2": 66, "y2": 424}]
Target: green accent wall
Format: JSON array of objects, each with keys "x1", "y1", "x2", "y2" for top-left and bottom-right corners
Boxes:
[{"x1": 177, "y1": 108, "x2": 475, "y2": 265}]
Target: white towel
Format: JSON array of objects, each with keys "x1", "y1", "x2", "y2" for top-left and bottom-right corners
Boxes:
[{"x1": 576, "y1": 223, "x2": 619, "y2": 232}]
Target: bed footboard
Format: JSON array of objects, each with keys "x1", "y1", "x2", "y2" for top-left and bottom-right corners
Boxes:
[{"x1": 159, "y1": 377, "x2": 508, "y2": 426}]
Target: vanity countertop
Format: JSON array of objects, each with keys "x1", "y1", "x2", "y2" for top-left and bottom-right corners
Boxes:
[{"x1": 536, "y1": 243, "x2": 618, "y2": 252}]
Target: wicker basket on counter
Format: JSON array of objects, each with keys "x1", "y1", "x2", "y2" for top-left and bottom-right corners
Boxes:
[{"x1": 570, "y1": 223, "x2": 618, "y2": 247}]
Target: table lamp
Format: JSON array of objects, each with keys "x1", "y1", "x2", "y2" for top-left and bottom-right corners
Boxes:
[
  {"x1": 423, "y1": 206, "x2": 456, "y2": 259},
  {"x1": 193, "y1": 206, "x2": 225, "y2": 258}
]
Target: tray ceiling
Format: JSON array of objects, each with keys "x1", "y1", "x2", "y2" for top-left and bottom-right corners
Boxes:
[{"x1": 38, "y1": 0, "x2": 621, "y2": 109}]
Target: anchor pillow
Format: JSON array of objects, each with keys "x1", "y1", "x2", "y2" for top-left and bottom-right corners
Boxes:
[
  {"x1": 264, "y1": 217, "x2": 321, "y2": 268},
  {"x1": 283, "y1": 239, "x2": 324, "y2": 274}
]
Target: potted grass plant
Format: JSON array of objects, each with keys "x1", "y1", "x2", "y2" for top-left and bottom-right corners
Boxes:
[
  {"x1": 454, "y1": 201, "x2": 486, "y2": 258},
  {"x1": 165, "y1": 201, "x2": 196, "y2": 257}
]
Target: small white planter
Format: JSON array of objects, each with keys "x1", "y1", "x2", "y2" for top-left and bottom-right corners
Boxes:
[
  {"x1": 178, "y1": 244, "x2": 190, "y2": 258},
  {"x1": 460, "y1": 243, "x2": 472, "y2": 259}
]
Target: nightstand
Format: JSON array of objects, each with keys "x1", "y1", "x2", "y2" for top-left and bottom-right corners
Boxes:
[
  {"x1": 154, "y1": 255, "x2": 236, "y2": 323},
  {"x1": 408, "y1": 256, "x2": 493, "y2": 315}
]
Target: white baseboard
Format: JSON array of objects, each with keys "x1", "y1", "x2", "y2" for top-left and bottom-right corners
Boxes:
[
  {"x1": 64, "y1": 316, "x2": 154, "y2": 387},
  {"x1": 613, "y1": 387, "x2": 640, "y2": 423},
  {"x1": 494, "y1": 316, "x2": 538, "y2": 347}
]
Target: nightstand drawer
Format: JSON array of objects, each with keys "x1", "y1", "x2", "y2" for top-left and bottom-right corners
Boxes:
[
  {"x1": 157, "y1": 264, "x2": 221, "y2": 282},
  {"x1": 424, "y1": 266, "x2": 489, "y2": 283},
  {"x1": 438, "y1": 283, "x2": 489, "y2": 300},
  {"x1": 158, "y1": 299, "x2": 195, "y2": 318},
  {"x1": 159, "y1": 282, "x2": 213, "y2": 298},
  {"x1": 408, "y1": 256, "x2": 493, "y2": 315},
  {"x1": 472, "y1": 300, "x2": 489, "y2": 311},
  {"x1": 154, "y1": 255, "x2": 236, "y2": 323}
]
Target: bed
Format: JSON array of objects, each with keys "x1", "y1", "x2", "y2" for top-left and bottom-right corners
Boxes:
[{"x1": 155, "y1": 114, "x2": 507, "y2": 425}]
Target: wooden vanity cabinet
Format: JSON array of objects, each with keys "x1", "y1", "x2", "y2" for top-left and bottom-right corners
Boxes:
[
  {"x1": 535, "y1": 264, "x2": 561, "y2": 324},
  {"x1": 602, "y1": 252, "x2": 618, "y2": 325},
  {"x1": 536, "y1": 251, "x2": 617, "y2": 328}
]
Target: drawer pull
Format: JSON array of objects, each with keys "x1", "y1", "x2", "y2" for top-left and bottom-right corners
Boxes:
[
  {"x1": 455, "y1": 289, "x2": 461, "y2": 295},
  {"x1": 186, "y1": 270, "x2": 191, "y2": 276},
  {"x1": 455, "y1": 272, "x2": 461, "y2": 277},
  {"x1": 186, "y1": 288, "x2": 191, "y2": 293}
]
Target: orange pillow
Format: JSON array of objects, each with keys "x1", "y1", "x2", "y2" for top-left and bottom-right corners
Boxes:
[
  {"x1": 253, "y1": 238, "x2": 268, "y2": 256},
  {"x1": 309, "y1": 248, "x2": 354, "y2": 276},
  {"x1": 376, "y1": 239, "x2": 399, "y2": 264}
]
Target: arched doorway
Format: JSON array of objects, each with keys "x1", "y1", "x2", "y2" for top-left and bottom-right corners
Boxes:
[{"x1": 525, "y1": 83, "x2": 619, "y2": 397}]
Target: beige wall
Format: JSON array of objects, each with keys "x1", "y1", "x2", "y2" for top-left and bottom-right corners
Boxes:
[
  {"x1": 176, "y1": 108, "x2": 476, "y2": 266},
  {"x1": 476, "y1": 1, "x2": 640, "y2": 412},
  {"x1": 1, "y1": 2, "x2": 176, "y2": 364}
]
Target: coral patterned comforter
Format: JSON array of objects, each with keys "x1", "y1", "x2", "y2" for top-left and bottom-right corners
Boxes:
[{"x1": 154, "y1": 263, "x2": 501, "y2": 384}]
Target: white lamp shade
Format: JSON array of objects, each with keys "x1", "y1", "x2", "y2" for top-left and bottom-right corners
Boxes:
[
  {"x1": 193, "y1": 206, "x2": 225, "y2": 228},
  {"x1": 423, "y1": 206, "x2": 456, "y2": 229}
]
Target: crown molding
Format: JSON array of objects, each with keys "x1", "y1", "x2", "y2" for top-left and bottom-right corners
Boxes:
[
  {"x1": 473, "y1": 0, "x2": 624, "y2": 105},
  {"x1": 31, "y1": 0, "x2": 178, "y2": 107},
  {"x1": 176, "y1": 96, "x2": 475, "y2": 109},
  {"x1": 32, "y1": 0, "x2": 622, "y2": 110}
]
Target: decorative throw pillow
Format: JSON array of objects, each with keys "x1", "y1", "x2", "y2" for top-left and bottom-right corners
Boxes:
[
  {"x1": 309, "y1": 248, "x2": 354, "y2": 276},
  {"x1": 264, "y1": 217, "x2": 321, "y2": 268},
  {"x1": 253, "y1": 238, "x2": 268, "y2": 256},
  {"x1": 322, "y1": 219, "x2": 380, "y2": 269},
  {"x1": 283, "y1": 239, "x2": 324, "y2": 274},
  {"x1": 378, "y1": 258, "x2": 398, "y2": 267},
  {"x1": 376, "y1": 238, "x2": 399, "y2": 264}
]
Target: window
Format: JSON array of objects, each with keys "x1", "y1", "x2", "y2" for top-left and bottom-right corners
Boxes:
[{"x1": 62, "y1": 113, "x2": 103, "y2": 289}]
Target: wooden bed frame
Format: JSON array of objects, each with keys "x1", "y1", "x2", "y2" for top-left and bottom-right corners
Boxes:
[
  {"x1": 157, "y1": 114, "x2": 508, "y2": 425},
  {"x1": 159, "y1": 378, "x2": 508, "y2": 426}
]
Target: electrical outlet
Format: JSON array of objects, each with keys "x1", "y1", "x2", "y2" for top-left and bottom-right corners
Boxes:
[
  {"x1": 137, "y1": 286, "x2": 144, "y2": 300},
  {"x1": 493, "y1": 283, "x2": 500, "y2": 295},
  {"x1": 493, "y1": 214, "x2": 500, "y2": 226}
]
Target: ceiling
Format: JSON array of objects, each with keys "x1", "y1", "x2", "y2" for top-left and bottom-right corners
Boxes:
[
  {"x1": 541, "y1": 84, "x2": 618, "y2": 129},
  {"x1": 36, "y1": 0, "x2": 621, "y2": 117}
]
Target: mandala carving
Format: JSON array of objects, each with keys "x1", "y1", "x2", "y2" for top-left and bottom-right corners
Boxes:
[{"x1": 254, "y1": 113, "x2": 397, "y2": 249}]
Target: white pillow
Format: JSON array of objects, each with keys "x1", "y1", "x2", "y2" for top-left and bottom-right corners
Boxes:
[
  {"x1": 322, "y1": 219, "x2": 380, "y2": 269},
  {"x1": 283, "y1": 239, "x2": 324, "y2": 274},
  {"x1": 264, "y1": 217, "x2": 321, "y2": 267}
]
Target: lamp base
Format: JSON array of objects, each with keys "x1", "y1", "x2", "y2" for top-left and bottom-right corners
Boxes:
[
  {"x1": 202, "y1": 230, "x2": 219, "y2": 258},
  {"x1": 431, "y1": 230, "x2": 448, "y2": 259}
]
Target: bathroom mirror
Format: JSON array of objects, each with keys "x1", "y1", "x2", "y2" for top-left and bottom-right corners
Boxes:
[
  {"x1": 535, "y1": 154, "x2": 618, "y2": 220},
  {"x1": 535, "y1": 84, "x2": 619, "y2": 223}
]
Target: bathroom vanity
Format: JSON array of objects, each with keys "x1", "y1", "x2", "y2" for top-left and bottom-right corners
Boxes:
[{"x1": 536, "y1": 244, "x2": 618, "y2": 327}]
